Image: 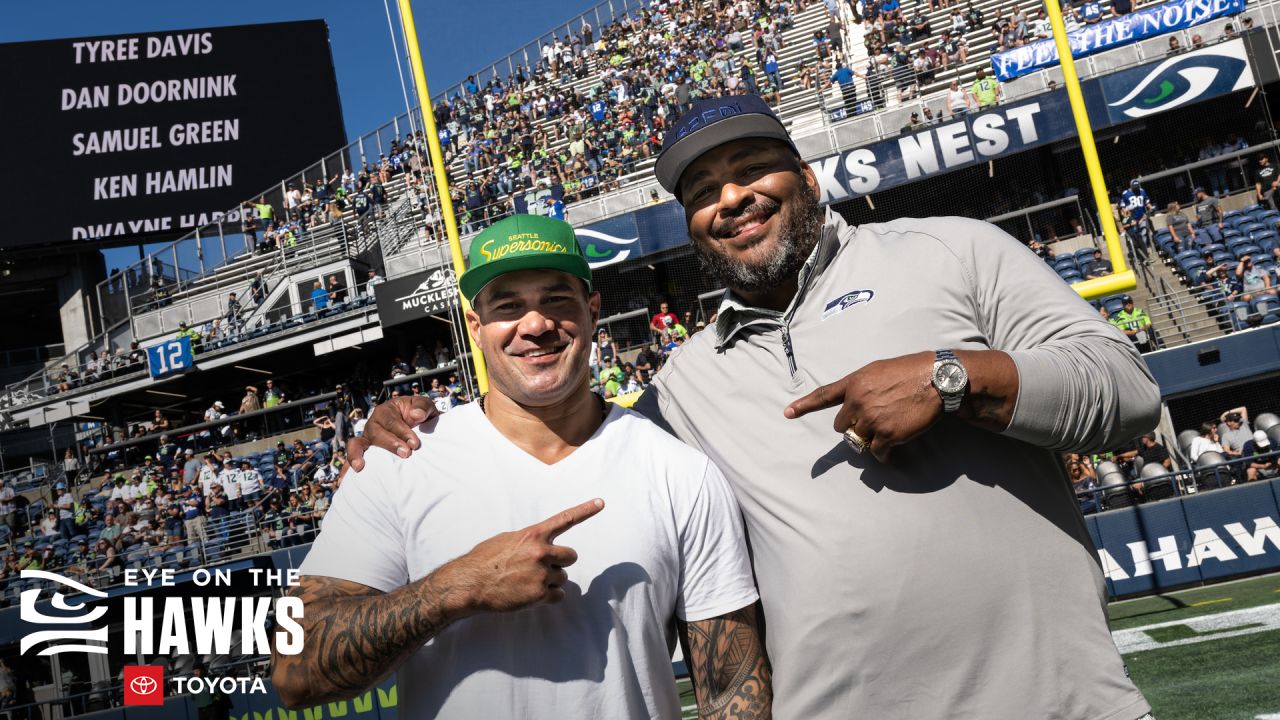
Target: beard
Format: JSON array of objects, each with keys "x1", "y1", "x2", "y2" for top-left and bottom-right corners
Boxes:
[{"x1": 690, "y1": 182, "x2": 825, "y2": 294}]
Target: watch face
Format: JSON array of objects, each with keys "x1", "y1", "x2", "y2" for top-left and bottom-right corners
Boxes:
[{"x1": 937, "y1": 361, "x2": 966, "y2": 393}]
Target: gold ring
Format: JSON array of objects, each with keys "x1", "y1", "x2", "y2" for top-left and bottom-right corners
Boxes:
[{"x1": 844, "y1": 428, "x2": 868, "y2": 453}]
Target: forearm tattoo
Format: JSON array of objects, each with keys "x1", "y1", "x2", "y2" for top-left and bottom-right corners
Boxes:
[
  {"x1": 271, "y1": 574, "x2": 455, "y2": 706},
  {"x1": 683, "y1": 604, "x2": 773, "y2": 720}
]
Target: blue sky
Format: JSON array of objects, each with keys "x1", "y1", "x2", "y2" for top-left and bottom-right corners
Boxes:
[
  {"x1": 2, "y1": 0, "x2": 605, "y2": 143},
  {"x1": 4, "y1": 0, "x2": 606, "y2": 272}
]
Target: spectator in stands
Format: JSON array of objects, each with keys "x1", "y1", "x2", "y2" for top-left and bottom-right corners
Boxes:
[
  {"x1": 650, "y1": 301, "x2": 678, "y2": 336},
  {"x1": 1256, "y1": 154, "x2": 1280, "y2": 212},
  {"x1": 93, "y1": 539, "x2": 119, "y2": 582},
  {"x1": 37, "y1": 511, "x2": 58, "y2": 538},
  {"x1": 364, "y1": 269, "x2": 385, "y2": 298},
  {"x1": 239, "y1": 459, "x2": 264, "y2": 509},
  {"x1": 98, "y1": 512, "x2": 122, "y2": 545},
  {"x1": 15, "y1": 543, "x2": 41, "y2": 571},
  {"x1": 55, "y1": 483, "x2": 76, "y2": 540},
  {"x1": 1165, "y1": 201, "x2": 1195, "y2": 252},
  {"x1": 1219, "y1": 409, "x2": 1253, "y2": 459},
  {"x1": 831, "y1": 60, "x2": 861, "y2": 113},
  {"x1": 240, "y1": 385, "x2": 261, "y2": 416},
  {"x1": 181, "y1": 449, "x2": 200, "y2": 486},
  {"x1": 1193, "y1": 187, "x2": 1224, "y2": 243},
  {"x1": 970, "y1": 67, "x2": 1001, "y2": 109},
  {"x1": 1243, "y1": 431, "x2": 1278, "y2": 481},
  {"x1": 1166, "y1": 35, "x2": 1183, "y2": 56},
  {"x1": 0, "y1": 480, "x2": 14, "y2": 531},
  {"x1": 310, "y1": 281, "x2": 329, "y2": 313},
  {"x1": 327, "y1": 275, "x2": 348, "y2": 305},
  {"x1": 945, "y1": 79, "x2": 972, "y2": 117},
  {"x1": 1189, "y1": 421, "x2": 1225, "y2": 462},
  {"x1": 1086, "y1": 249, "x2": 1113, "y2": 279},
  {"x1": 1237, "y1": 255, "x2": 1277, "y2": 306},
  {"x1": 1138, "y1": 433, "x2": 1172, "y2": 472},
  {"x1": 1202, "y1": 265, "x2": 1244, "y2": 312},
  {"x1": 177, "y1": 321, "x2": 201, "y2": 348}
]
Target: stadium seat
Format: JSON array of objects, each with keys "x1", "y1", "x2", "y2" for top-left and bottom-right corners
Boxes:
[
  {"x1": 1174, "y1": 249, "x2": 1202, "y2": 266},
  {"x1": 1074, "y1": 248, "x2": 1096, "y2": 262},
  {"x1": 1234, "y1": 244, "x2": 1263, "y2": 259},
  {"x1": 1059, "y1": 270, "x2": 1083, "y2": 283},
  {"x1": 1256, "y1": 413, "x2": 1280, "y2": 433},
  {"x1": 1184, "y1": 262, "x2": 1210, "y2": 285},
  {"x1": 1240, "y1": 222, "x2": 1268, "y2": 237},
  {"x1": 1251, "y1": 295, "x2": 1279, "y2": 323},
  {"x1": 1228, "y1": 301, "x2": 1253, "y2": 330},
  {"x1": 1101, "y1": 295, "x2": 1127, "y2": 315},
  {"x1": 1212, "y1": 251, "x2": 1235, "y2": 266},
  {"x1": 1203, "y1": 243, "x2": 1228, "y2": 255},
  {"x1": 1102, "y1": 486, "x2": 1136, "y2": 509},
  {"x1": 1053, "y1": 258, "x2": 1079, "y2": 273}
]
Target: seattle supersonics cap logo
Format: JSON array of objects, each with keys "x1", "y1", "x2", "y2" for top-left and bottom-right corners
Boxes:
[
  {"x1": 19, "y1": 570, "x2": 109, "y2": 655},
  {"x1": 1105, "y1": 43, "x2": 1250, "y2": 120},
  {"x1": 574, "y1": 229, "x2": 638, "y2": 269}
]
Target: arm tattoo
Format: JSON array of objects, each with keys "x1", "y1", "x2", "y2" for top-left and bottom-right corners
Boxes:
[
  {"x1": 680, "y1": 603, "x2": 773, "y2": 720},
  {"x1": 271, "y1": 574, "x2": 457, "y2": 707}
]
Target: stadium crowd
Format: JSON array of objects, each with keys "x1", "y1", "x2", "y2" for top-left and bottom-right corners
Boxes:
[{"x1": 430, "y1": 0, "x2": 818, "y2": 234}]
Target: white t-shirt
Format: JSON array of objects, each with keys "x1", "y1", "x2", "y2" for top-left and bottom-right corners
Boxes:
[
  {"x1": 220, "y1": 469, "x2": 242, "y2": 500},
  {"x1": 1189, "y1": 436, "x2": 1225, "y2": 462},
  {"x1": 239, "y1": 469, "x2": 262, "y2": 496},
  {"x1": 301, "y1": 403, "x2": 757, "y2": 720}
]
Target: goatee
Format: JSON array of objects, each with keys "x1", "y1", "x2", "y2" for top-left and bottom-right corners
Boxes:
[{"x1": 691, "y1": 184, "x2": 824, "y2": 294}]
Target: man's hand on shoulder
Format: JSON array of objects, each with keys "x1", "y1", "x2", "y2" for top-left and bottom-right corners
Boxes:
[{"x1": 348, "y1": 396, "x2": 438, "y2": 470}]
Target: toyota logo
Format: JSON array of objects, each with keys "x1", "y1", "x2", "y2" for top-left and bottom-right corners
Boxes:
[{"x1": 129, "y1": 676, "x2": 158, "y2": 696}]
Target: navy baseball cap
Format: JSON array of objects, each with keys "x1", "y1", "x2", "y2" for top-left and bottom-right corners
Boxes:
[{"x1": 655, "y1": 94, "x2": 798, "y2": 197}]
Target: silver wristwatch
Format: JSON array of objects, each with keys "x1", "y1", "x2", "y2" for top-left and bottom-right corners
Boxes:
[{"x1": 931, "y1": 350, "x2": 968, "y2": 413}]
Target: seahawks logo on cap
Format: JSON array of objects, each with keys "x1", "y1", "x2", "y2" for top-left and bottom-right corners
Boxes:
[
  {"x1": 1105, "y1": 43, "x2": 1250, "y2": 120},
  {"x1": 575, "y1": 229, "x2": 638, "y2": 269}
]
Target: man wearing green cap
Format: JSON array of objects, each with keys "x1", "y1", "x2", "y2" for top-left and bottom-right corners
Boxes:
[{"x1": 277, "y1": 214, "x2": 770, "y2": 719}]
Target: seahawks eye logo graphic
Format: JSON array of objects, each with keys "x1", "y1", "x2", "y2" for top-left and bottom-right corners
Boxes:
[
  {"x1": 574, "y1": 229, "x2": 639, "y2": 269},
  {"x1": 1106, "y1": 45, "x2": 1250, "y2": 120},
  {"x1": 19, "y1": 570, "x2": 109, "y2": 656}
]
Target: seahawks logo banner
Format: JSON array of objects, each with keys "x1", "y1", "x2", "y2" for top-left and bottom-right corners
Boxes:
[
  {"x1": 1098, "y1": 40, "x2": 1252, "y2": 122},
  {"x1": 991, "y1": 0, "x2": 1246, "y2": 81},
  {"x1": 374, "y1": 267, "x2": 458, "y2": 328},
  {"x1": 575, "y1": 202, "x2": 690, "y2": 269}
]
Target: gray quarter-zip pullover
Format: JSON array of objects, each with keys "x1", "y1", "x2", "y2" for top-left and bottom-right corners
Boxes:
[{"x1": 634, "y1": 210, "x2": 1158, "y2": 720}]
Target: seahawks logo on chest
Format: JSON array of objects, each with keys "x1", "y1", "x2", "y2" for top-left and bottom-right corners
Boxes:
[{"x1": 822, "y1": 289, "x2": 875, "y2": 320}]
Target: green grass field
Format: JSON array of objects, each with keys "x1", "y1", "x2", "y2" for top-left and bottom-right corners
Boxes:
[{"x1": 677, "y1": 573, "x2": 1280, "y2": 719}]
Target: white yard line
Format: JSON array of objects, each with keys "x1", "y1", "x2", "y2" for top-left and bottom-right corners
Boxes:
[{"x1": 1113, "y1": 602, "x2": 1280, "y2": 654}]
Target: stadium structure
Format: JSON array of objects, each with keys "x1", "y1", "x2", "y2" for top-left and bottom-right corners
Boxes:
[{"x1": 1, "y1": 0, "x2": 1280, "y2": 717}]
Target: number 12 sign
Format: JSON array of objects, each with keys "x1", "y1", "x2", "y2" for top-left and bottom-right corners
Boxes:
[{"x1": 145, "y1": 337, "x2": 195, "y2": 379}]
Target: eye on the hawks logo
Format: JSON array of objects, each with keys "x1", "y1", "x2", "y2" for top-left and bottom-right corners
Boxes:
[
  {"x1": 124, "y1": 666, "x2": 165, "y2": 706},
  {"x1": 18, "y1": 570, "x2": 109, "y2": 656}
]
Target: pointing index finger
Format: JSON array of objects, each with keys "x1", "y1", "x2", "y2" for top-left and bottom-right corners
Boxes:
[
  {"x1": 784, "y1": 379, "x2": 845, "y2": 419},
  {"x1": 534, "y1": 498, "x2": 605, "y2": 541}
]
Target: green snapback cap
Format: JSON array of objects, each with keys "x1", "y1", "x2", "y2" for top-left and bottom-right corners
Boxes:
[{"x1": 460, "y1": 214, "x2": 592, "y2": 301}]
